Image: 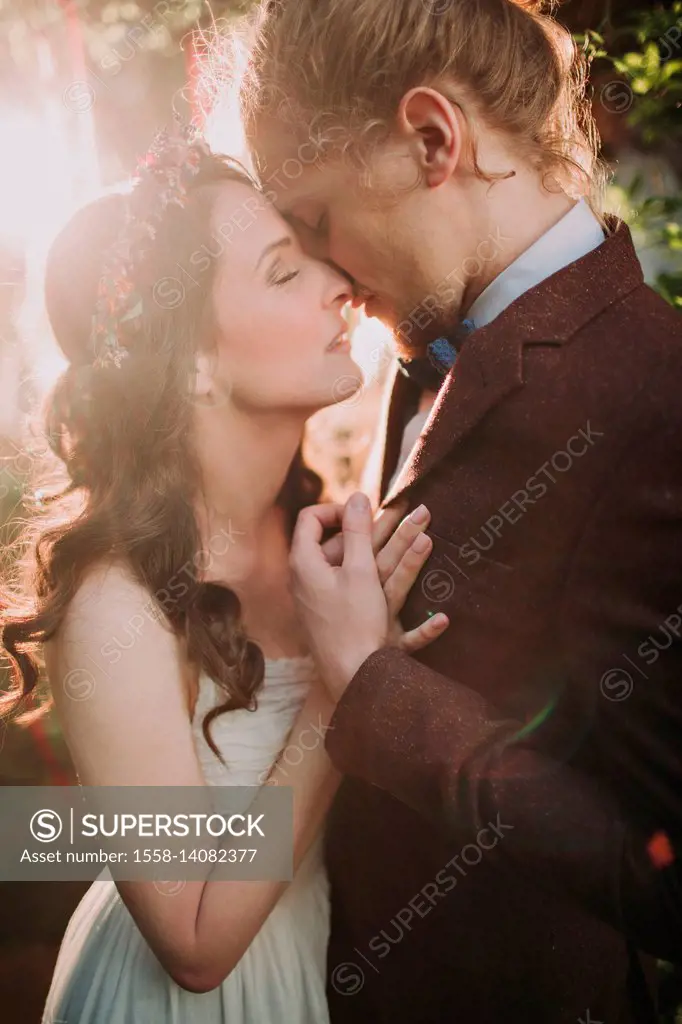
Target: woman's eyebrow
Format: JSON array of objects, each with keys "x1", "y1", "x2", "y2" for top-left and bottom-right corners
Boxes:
[{"x1": 255, "y1": 236, "x2": 292, "y2": 271}]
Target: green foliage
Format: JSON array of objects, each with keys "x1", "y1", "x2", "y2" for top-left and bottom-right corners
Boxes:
[
  {"x1": 584, "y1": 3, "x2": 682, "y2": 308},
  {"x1": 574, "y1": 28, "x2": 609, "y2": 63},
  {"x1": 606, "y1": 178, "x2": 682, "y2": 308},
  {"x1": 603, "y1": 1, "x2": 682, "y2": 143}
]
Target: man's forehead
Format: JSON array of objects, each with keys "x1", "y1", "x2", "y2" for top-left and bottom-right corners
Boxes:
[{"x1": 251, "y1": 123, "x2": 347, "y2": 209}]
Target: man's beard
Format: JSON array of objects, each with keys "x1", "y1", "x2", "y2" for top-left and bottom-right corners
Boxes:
[{"x1": 390, "y1": 289, "x2": 462, "y2": 361}]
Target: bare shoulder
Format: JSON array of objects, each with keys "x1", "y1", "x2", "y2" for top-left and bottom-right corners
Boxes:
[
  {"x1": 52, "y1": 559, "x2": 160, "y2": 646},
  {"x1": 47, "y1": 559, "x2": 175, "y2": 677},
  {"x1": 45, "y1": 560, "x2": 201, "y2": 787}
]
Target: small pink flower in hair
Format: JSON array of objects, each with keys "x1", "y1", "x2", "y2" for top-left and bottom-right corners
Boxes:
[{"x1": 89, "y1": 121, "x2": 214, "y2": 370}]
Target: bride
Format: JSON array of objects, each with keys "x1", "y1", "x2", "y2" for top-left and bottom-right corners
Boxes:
[{"x1": 0, "y1": 129, "x2": 446, "y2": 1023}]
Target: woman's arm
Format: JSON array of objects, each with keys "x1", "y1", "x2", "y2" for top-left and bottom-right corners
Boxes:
[{"x1": 47, "y1": 562, "x2": 339, "y2": 994}]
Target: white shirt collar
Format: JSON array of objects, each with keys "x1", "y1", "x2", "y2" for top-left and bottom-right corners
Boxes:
[
  {"x1": 385, "y1": 202, "x2": 604, "y2": 495},
  {"x1": 466, "y1": 200, "x2": 605, "y2": 329}
]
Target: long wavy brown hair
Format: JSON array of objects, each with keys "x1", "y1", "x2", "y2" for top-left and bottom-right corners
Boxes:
[{"x1": 0, "y1": 147, "x2": 322, "y2": 763}]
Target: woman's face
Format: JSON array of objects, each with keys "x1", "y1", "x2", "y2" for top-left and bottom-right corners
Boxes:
[{"x1": 202, "y1": 181, "x2": 360, "y2": 413}]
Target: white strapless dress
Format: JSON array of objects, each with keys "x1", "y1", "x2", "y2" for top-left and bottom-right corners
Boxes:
[{"x1": 42, "y1": 656, "x2": 330, "y2": 1024}]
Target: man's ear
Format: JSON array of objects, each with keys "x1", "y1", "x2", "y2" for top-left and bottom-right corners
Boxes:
[{"x1": 396, "y1": 87, "x2": 463, "y2": 187}]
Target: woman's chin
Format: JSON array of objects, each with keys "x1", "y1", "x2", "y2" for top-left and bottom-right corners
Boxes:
[{"x1": 321, "y1": 353, "x2": 364, "y2": 409}]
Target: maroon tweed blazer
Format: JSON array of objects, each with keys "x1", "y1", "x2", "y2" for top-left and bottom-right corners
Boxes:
[{"x1": 323, "y1": 221, "x2": 682, "y2": 1024}]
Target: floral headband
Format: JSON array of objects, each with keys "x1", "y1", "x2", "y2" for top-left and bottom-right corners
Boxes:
[{"x1": 90, "y1": 122, "x2": 212, "y2": 370}]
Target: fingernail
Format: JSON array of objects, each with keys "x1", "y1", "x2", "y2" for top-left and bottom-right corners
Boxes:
[
  {"x1": 410, "y1": 504, "x2": 429, "y2": 524},
  {"x1": 349, "y1": 492, "x2": 369, "y2": 511},
  {"x1": 412, "y1": 533, "x2": 430, "y2": 553}
]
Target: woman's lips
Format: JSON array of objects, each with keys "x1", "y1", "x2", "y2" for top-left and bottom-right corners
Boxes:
[{"x1": 327, "y1": 331, "x2": 351, "y2": 354}]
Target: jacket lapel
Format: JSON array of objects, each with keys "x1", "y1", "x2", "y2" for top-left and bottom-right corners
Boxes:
[
  {"x1": 379, "y1": 219, "x2": 643, "y2": 508},
  {"x1": 374, "y1": 367, "x2": 417, "y2": 504},
  {"x1": 381, "y1": 324, "x2": 523, "y2": 506}
]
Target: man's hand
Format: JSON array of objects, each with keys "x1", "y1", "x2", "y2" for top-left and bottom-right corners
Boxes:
[
  {"x1": 290, "y1": 492, "x2": 448, "y2": 701},
  {"x1": 321, "y1": 499, "x2": 408, "y2": 566}
]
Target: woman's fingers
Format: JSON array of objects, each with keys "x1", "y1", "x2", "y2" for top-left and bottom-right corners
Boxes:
[
  {"x1": 304, "y1": 503, "x2": 345, "y2": 532},
  {"x1": 376, "y1": 505, "x2": 431, "y2": 585},
  {"x1": 292, "y1": 503, "x2": 345, "y2": 581},
  {"x1": 383, "y1": 530, "x2": 433, "y2": 616},
  {"x1": 399, "y1": 613, "x2": 450, "y2": 653},
  {"x1": 318, "y1": 504, "x2": 352, "y2": 566}
]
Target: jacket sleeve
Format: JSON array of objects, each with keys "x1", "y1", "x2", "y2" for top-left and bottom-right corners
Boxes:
[{"x1": 325, "y1": 416, "x2": 682, "y2": 963}]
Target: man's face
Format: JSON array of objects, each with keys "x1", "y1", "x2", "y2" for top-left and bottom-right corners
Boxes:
[{"x1": 251, "y1": 120, "x2": 459, "y2": 352}]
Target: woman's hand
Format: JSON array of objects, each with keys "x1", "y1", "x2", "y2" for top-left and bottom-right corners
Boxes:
[
  {"x1": 293, "y1": 498, "x2": 448, "y2": 677},
  {"x1": 321, "y1": 500, "x2": 409, "y2": 566},
  {"x1": 319, "y1": 498, "x2": 448, "y2": 652}
]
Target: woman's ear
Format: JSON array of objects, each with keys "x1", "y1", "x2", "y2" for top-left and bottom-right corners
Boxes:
[
  {"x1": 192, "y1": 352, "x2": 215, "y2": 404},
  {"x1": 397, "y1": 87, "x2": 464, "y2": 188},
  {"x1": 192, "y1": 351, "x2": 232, "y2": 409}
]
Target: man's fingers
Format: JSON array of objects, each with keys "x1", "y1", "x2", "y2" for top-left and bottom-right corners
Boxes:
[
  {"x1": 341, "y1": 492, "x2": 376, "y2": 573},
  {"x1": 323, "y1": 500, "x2": 409, "y2": 567},
  {"x1": 399, "y1": 613, "x2": 449, "y2": 653},
  {"x1": 371, "y1": 500, "x2": 409, "y2": 554},
  {"x1": 376, "y1": 505, "x2": 431, "y2": 585},
  {"x1": 383, "y1": 531, "x2": 433, "y2": 616}
]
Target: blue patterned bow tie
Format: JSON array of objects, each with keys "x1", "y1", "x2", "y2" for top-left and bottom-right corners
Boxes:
[{"x1": 397, "y1": 318, "x2": 476, "y2": 391}]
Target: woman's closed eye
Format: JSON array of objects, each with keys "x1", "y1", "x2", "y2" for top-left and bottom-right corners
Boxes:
[{"x1": 268, "y1": 259, "x2": 300, "y2": 287}]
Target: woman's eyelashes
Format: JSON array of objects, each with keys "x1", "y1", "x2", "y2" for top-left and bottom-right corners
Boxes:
[{"x1": 268, "y1": 259, "x2": 300, "y2": 287}]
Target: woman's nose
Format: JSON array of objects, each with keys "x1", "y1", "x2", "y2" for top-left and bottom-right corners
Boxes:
[{"x1": 326, "y1": 265, "x2": 354, "y2": 308}]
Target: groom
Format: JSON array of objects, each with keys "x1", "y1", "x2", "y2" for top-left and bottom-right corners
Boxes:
[{"x1": 244, "y1": 0, "x2": 682, "y2": 1020}]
